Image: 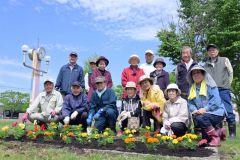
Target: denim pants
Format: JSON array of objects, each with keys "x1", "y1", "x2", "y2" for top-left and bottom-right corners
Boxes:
[
  {"x1": 94, "y1": 108, "x2": 118, "y2": 132},
  {"x1": 218, "y1": 88, "x2": 235, "y2": 124},
  {"x1": 194, "y1": 113, "x2": 224, "y2": 140},
  {"x1": 171, "y1": 122, "x2": 188, "y2": 137}
]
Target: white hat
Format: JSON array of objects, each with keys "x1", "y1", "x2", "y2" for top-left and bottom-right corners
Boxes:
[
  {"x1": 125, "y1": 81, "x2": 137, "y2": 90},
  {"x1": 44, "y1": 78, "x2": 54, "y2": 84},
  {"x1": 138, "y1": 75, "x2": 153, "y2": 84},
  {"x1": 128, "y1": 54, "x2": 140, "y2": 64},
  {"x1": 164, "y1": 83, "x2": 181, "y2": 95},
  {"x1": 145, "y1": 50, "x2": 154, "y2": 55}
]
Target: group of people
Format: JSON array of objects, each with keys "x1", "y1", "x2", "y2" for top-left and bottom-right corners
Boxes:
[{"x1": 22, "y1": 44, "x2": 236, "y2": 147}]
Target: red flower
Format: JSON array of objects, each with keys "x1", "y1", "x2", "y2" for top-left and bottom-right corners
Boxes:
[
  {"x1": 34, "y1": 124, "x2": 39, "y2": 132},
  {"x1": 155, "y1": 130, "x2": 159, "y2": 134},
  {"x1": 12, "y1": 122, "x2": 18, "y2": 127},
  {"x1": 40, "y1": 124, "x2": 46, "y2": 131},
  {"x1": 145, "y1": 132, "x2": 150, "y2": 138}
]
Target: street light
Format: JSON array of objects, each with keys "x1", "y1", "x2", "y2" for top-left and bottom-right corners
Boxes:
[{"x1": 21, "y1": 44, "x2": 51, "y2": 101}]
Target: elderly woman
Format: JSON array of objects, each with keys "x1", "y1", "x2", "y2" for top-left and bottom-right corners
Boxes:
[
  {"x1": 139, "y1": 75, "x2": 166, "y2": 131},
  {"x1": 187, "y1": 65, "x2": 226, "y2": 147},
  {"x1": 89, "y1": 56, "x2": 113, "y2": 99},
  {"x1": 150, "y1": 58, "x2": 170, "y2": 93},
  {"x1": 121, "y1": 54, "x2": 145, "y2": 99},
  {"x1": 161, "y1": 83, "x2": 189, "y2": 137}
]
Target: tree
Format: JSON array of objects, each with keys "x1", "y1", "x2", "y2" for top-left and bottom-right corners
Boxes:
[
  {"x1": 83, "y1": 53, "x2": 99, "y2": 75},
  {"x1": 0, "y1": 90, "x2": 30, "y2": 118},
  {"x1": 113, "y1": 85, "x2": 123, "y2": 100}
]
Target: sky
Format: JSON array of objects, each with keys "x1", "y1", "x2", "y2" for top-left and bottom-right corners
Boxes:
[{"x1": 0, "y1": 0, "x2": 179, "y2": 93}]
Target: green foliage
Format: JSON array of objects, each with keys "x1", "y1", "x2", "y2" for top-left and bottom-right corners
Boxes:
[
  {"x1": 169, "y1": 72, "x2": 176, "y2": 83},
  {"x1": 113, "y1": 85, "x2": 123, "y2": 100},
  {"x1": 83, "y1": 53, "x2": 99, "y2": 75},
  {"x1": 0, "y1": 90, "x2": 30, "y2": 113}
]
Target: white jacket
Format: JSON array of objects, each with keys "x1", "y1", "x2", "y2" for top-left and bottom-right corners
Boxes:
[
  {"x1": 27, "y1": 90, "x2": 63, "y2": 116},
  {"x1": 163, "y1": 97, "x2": 189, "y2": 126},
  {"x1": 140, "y1": 62, "x2": 155, "y2": 76}
]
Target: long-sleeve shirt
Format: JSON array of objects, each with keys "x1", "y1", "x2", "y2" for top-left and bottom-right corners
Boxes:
[
  {"x1": 163, "y1": 97, "x2": 189, "y2": 126},
  {"x1": 61, "y1": 92, "x2": 88, "y2": 117},
  {"x1": 26, "y1": 90, "x2": 63, "y2": 115}
]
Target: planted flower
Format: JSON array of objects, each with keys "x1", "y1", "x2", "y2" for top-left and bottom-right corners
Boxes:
[{"x1": 0, "y1": 126, "x2": 9, "y2": 138}]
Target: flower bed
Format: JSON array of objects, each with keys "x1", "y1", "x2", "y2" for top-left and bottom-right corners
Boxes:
[{"x1": 0, "y1": 122, "x2": 215, "y2": 158}]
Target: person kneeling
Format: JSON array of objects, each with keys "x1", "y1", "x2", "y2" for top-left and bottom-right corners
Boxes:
[
  {"x1": 60, "y1": 81, "x2": 88, "y2": 131},
  {"x1": 87, "y1": 76, "x2": 118, "y2": 133},
  {"x1": 117, "y1": 81, "x2": 142, "y2": 136},
  {"x1": 187, "y1": 65, "x2": 226, "y2": 147},
  {"x1": 22, "y1": 79, "x2": 63, "y2": 126},
  {"x1": 161, "y1": 84, "x2": 188, "y2": 137}
]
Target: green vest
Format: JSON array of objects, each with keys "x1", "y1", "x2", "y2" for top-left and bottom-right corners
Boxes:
[{"x1": 204, "y1": 57, "x2": 230, "y2": 89}]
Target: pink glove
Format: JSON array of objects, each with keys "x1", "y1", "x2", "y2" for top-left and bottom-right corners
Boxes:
[
  {"x1": 51, "y1": 110, "x2": 56, "y2": 117},
  {"x1": 22, "y1": 113, "x2": 28, "y2": 122}
]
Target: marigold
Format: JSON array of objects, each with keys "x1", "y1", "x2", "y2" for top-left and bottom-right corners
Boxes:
[
  {"x1": 125, "y1": 129, "x2": 131, "y2": 134},
  {"x1": 128, "y1": 134, "x2": 133, "y2": 138},
  {"x1": 172, "y1": 135, "x2": 177, "y2": 139},
  {"x1": 145, "y1": 132, "x2": 150, "y2": 138},
  {"x1": 67, "y1": 132, "x2": 74, "y2": 137},
  {"x1": 156, "y1": 134, "x2": 161, "y2": 137},
  {"x1": 62, "y1": 135, "x2": 67, "y2": 141},
  {"x1": 18, "y1": 123, "x2": 25, "y2": 130},
  {"x1": 131, "y1": 129, "x2": 137, "y2": 134},
  {"x1": 1, "y1": 126, "x2": 9, "y2": 132},
  {"x1": 172, "y1": 139, "x2": 178, "y2": 144},
  {"x1": 27, "y1": 130, "x2": 34, "y2": 136},
  {"x1": 80, "y1": 132, "x2": 88, "y2": 138},
  {"x1": 103, "y1": 131, "x2": 109, "y2": 137},
  {"x1": 188, "y1": 139, "x2": 192, "y2": 143},
  {"x1": 50, "y1": 122, "x2": 57, "y2": 129},
  {"x1": 177, "y1": 137, "x2": 183, "y2": 142},
  {"x1": 145, "y1": 126, "x2": 150, "y2": 130}
]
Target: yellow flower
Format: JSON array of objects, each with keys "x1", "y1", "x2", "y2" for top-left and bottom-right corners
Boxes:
[
  {"x1": 50, "y1": 122, "x2": 57, "y2": 129},
  {"x1": 128, "y1": 134, "x2": 133, "y2": 138},
  {"x1": 62, "y1": 135, "x2": 67, "y2": 141},
  {"x1": 131, "y1": 129, "x2": 137, "y2": 134},
  {"x1": 95, "y1": 134, "x2": 100, "y2": 139},
  {"x1": 191, "y1": 134, "x2": 198, "y2": 140},
  {"x1": 156, "y1": 134, "x2": 161, "y2": 137},
  {"x1": 105, "y1": 128, "x2": 110, "y2": 131},
  {"x1": 103, "y1": 131, "x2": 109, "y2": 137},
  {"x1": 188, "y1": 139, "x2": 192, "y2": 143},
  {"x1": 80, "y1": 132, "x2": 88, "y2": 138},
  {"x1": 161, "y1": 136, "x2": 167, "y2": 141},
  {"x1": 18, "y1": 123, "x2": 25, "y2": 130},
  {"x1": 172, "y1": 139, "x2": 178, "y2": 144},
  {"x1": 1, "y1": 126, "x2": 9, "y2": 132},
  {"x1": 77, "y1": 124, "x2": 82, "y2": 130},
  {"x1": 125, "y1": 129, "x2": 131, "y2": 134},
  {"x1": 146, "y1": 126, "x2": 150, "y2": 130}
]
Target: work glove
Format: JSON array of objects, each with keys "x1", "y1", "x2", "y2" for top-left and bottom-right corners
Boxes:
[
  {"x1": 22, "y1": 113, "x2": 29, "y2": 122},
  {"x1": 50, "y1": 110, "x2": 56, "y2": 117},
  {"x1": 63, "y1": 116, "x2": 70, "y2": 125},
  {"x1": 93, "y1": 109, "x2": 103, "y2": 120},
  {"x1": 70, "y1": 111, "x2": 78, "y2": 120},
  {"x1": 87, "y1": 113, "x2": 93, "y2": 126}
]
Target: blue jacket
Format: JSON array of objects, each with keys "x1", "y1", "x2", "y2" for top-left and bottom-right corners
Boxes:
[
  {"x1": 89, "y1": 88, "x2": 117, "y2": 114},
  {"x1": 55, "y1": 64, "x2": 85, "y2": 94},
  {"x1": 62, "y1": 92, "x2": 88, "y2": 117},
  {"x1": 188, "y1": 85, "x2": 225, "y2": 116}
]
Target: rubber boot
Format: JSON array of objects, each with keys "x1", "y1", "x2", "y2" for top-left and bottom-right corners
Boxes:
[
  {"x1": 228, "y1": 123, "x2": 236, "y2": 139},
  {"x1": 216, "y1": 128, "x2": 226, "y2": 141},
  {"x1": 206, "y1": 127, "x2": 220, "y2": 147}
]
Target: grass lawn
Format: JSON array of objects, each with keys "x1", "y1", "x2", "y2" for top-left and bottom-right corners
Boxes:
[{"x1": 0, "y1": 119, "x2": 239, "y2": 160}]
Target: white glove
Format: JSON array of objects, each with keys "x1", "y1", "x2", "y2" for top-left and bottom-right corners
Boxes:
[
  {"x1": 121, "y1": 112, "x2": 130, "y2": 121},
  {"x1": 164, "y1": 120, "x2": 171, "y2": 129},
  {"x1": 168, "y1": 129, "x2": 173, "y2": 136},
  {"x1": 160, "y1": 126, "x2": 168, "y2": 134},
  {"x1": 70, "y1": 111, "x2": 78, "y2": 120},
  {"x1": 118, "y1": 120, "x2": 122, "y2": 128},
  {"x1": 63, "y1": 116, "x2": 70, "y2": 125}
]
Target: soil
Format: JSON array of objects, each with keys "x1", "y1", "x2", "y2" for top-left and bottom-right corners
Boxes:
[{"x1": 2, "y1": 136, "x2": 215, "y2": 158}]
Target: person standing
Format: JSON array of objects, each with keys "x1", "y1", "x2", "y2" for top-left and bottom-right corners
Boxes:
[
  {"x1": 85, "y1": 59, "x2": 97, "y2": 101},
  {"x1": 55, "y1": 52, "x2": 85, "y2": 96},
  {"x1": 176, "y1": 46, "x2": 198, "y2": 100},
  {"x1": 204, "y1": 44, "x2": 235, "y2": 138},
  {"x1": 150, "y1": 58, "x2": 170, "y2": 93},
  {"x1": 121, "y1": 54, "x2": 145, "y2": 98},
  {"x1": 140, "y1": 50, "x2": 155, "y2": 76}
]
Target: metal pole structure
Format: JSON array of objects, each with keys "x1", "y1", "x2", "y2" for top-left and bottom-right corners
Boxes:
[{"x1": 31, "y1": 51, "x2": 41, "y2": 102}]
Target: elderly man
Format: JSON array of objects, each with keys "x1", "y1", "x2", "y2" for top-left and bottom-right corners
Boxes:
[
  {"x1": 87, "y1": 76, "x2": 118, "y2": 132},
  {"x1": 55, "y1": 52, "x2": 85, "y2": 96},
  {"x1": 22, "y1": 79, "x2": 63, "y2": 124},
  {"x1": 140, "y1": 50, "x2": 155, "y2": 76},
  {"x1": 176, "y1": 46, "x2": 198, "y2": 100},
  {"x1": 60, "y1": 81, "x2": 89, "y2": 131},
  {"x1": 204, "y1": 44, "x2": 235, "y2": 138}
]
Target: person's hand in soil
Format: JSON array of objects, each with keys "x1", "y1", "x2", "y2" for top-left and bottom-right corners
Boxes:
[
  {"x1": 22, "y1": 113, "x2": 29, "y2": 122},
  {"x1": 63, "y1": 116, "x2": 70, "y2": 125},
  {"x1": 70, "y1": 111, "x2": 78, "y2": 120}
]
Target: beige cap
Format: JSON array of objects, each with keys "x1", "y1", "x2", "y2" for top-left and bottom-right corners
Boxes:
[
  {"x1": 164, "y1": 83, "x2": 181, "y2": 95},
  {"x1": 145, "y1": 50, "x2": 154, "y2": 55},
  {"x1": 128, "y1": 54, "x2": 140, "y2": 64},
  {"x1": 138, "y1": 75, "x2": 153, "y2": 85},
  {"x1": 125, "y1": 81, "x2": 137, "y2": 90}
]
